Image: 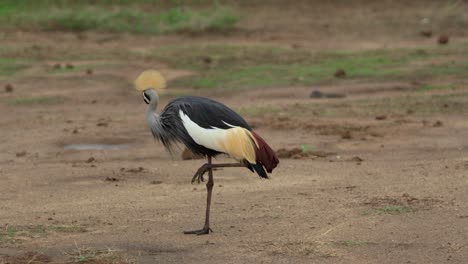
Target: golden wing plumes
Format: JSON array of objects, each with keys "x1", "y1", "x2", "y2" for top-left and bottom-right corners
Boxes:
[{"x1": 134, "y1": 70, "x2": 166, "y2": 91}]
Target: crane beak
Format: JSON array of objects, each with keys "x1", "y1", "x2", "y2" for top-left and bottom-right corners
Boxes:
[{"x1": 143, "y1": 92, "x2": 150, "y2": 104}]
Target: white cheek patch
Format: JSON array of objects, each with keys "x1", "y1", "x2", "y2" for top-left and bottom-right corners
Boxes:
[{"x1": 143, "y1": 94, "x2": 150, "y2": 104}]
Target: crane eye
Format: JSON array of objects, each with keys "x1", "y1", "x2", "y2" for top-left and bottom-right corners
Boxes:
[{"x1": 143, "y1": 92, "x2": 150, "y2": 104}]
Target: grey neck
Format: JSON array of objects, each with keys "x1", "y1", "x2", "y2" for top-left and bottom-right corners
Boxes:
[{"x1": 145, "y1": 97, "x2": 163, "y2": 136}]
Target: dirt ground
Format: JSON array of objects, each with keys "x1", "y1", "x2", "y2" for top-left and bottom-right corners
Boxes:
[{"x1": 1, "y1": 1, "x2": 468, "y2": 263}]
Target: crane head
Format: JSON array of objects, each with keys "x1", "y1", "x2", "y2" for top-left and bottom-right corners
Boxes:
[{"x1": 134, "y1": 69, "x2": 166, "y2": 92}]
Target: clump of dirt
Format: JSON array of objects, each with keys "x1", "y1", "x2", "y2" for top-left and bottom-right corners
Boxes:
[
  {"x1": 433, "y1": 120, "x2": 443, "y2": 127},
  {"x1": 276, "y1": 148, "x2": 336, "y2": 159},
  {"x1": 347, "y1": 156, "x2": 364, "y2": 162},
  {"x1": 104, "y1": 177, "x2": 119, "y2": 182},
  {"x1": 362, "y1": 193, "x2": 446, "y2": 210},
  {"x1": 420, "y1": 30, "x2": 432, "y2": 37},
  {"x1": 16, "y1": 151, "x2": 27, "y2": 157},
  {"x1": 341, "y1": 130, "x2": 353, "y2": 139},
  {"x1": 0, "y1": 252, "x2": 52, "y2": 264},
  {"x1": 438, "y1": 35, "x2": 449, "y2": 45},
  {"x1": 5, "y1": 83, "x2": 14, "y2": 93},
  {"x1": 120, "y1": 167, "x2": 145, "y2": 173},
  {"x1": 150, "y1": 180, "x2": 163, "y2": 185},
  {"x1": 309, "y1": 90, "x2": 346, "y2": 99},
  {"x1": 334, "y1": 68, "x2": 346, "y2": 78}
]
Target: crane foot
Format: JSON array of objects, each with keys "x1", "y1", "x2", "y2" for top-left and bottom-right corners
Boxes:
[
  {"x1": 183, "y1": 227, "x2": 213, "y2": 235},
  {"x1": 191, "y1": 164, "x2": 210, "y2": 184}
]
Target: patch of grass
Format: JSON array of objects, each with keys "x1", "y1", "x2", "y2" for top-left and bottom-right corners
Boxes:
[
  {"x1": 416, "y1": 62, "x2": 468, "y2": 77},
  {"x1": 416, "y1": 84, "x2": 456, "y2": 92},
  {"x1": 0, "y1": 1, "x2": 239, "y2": 34},
  {"x1": 274, "y1": 92, "x2": 468, "y2": 119},
  {"x1": 0, "y1": 58, "x2": 29, "y2": 77},
  {"x1": 66, "y1": 245, "x2": 134, "y2": 264},
  {"x1": 0, "y1": 224, "x2": 87, "y2": 245},
  {"x1": 159, "y1": 44, "x2": 466, "y2": 90},
  {"x1": 8, "y1": 96, "x2": 65, "y2": 106},
  {"x1": 48, "y1": 225, "x2": 87, "y2": 233}
]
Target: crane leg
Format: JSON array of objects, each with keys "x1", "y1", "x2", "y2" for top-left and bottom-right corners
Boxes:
[
  {"x1": 191, "y1": 162, "x2": 246, "y2": 184},
  {"x1": 184, "y1": 156, "x2": 214, "y2": 235}
]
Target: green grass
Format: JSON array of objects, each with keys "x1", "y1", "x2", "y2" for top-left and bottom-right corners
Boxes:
[
  {"x1": 415, "y1": 62, "x2": 468, "y2": 77},
  {"x1": 0, "y1": 1, "x2": 239, "y2": 34},
  {"x1": 416, "y1": 84, "x2": 456, "y2": 92},
  {"x1": 238, "y1": 92, "x2": 468, "y2": 119},
  {"x1": 8, "y1": 96, "x2": 65, "y2": 106},
  {"x1": 154, "y1": 44, "x2": 468, "y2": 90},
  {"x1": 0, "y1": 58, "x2": 29, "y2": 77},
  {"x1": 0, "y1": 224, "x2": 87, "y2": 244}
]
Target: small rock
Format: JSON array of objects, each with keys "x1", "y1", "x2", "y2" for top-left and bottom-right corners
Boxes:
[
  {"x1": 86, "y1": 157, "x2": 95, "y2": 163},
  {"x1": 341, "y1": 130, "x2": 352, "y2": 139},
  {"x1": 5, "y1": 83, "x2": 13, "y2": 93},
  {"x1": 127, "y1": 167, "x2": 144, "y2": 173},
  {"x1": 150, "y1": 180, "x2": 163, "y2": 185},
  {"x1": 48, "y1": 217, "x2": 53, "y2": 221},
  {"x1": 420, "y1": 30, "x2": 432, "y2": 38},
  {"x1": 97, "y1": 122, "x2": 108, "y2": 127},
  {"x1": 310, "y1": 90, "x2": 324, "y2": 98},
  {"x1": 105, "y1": 177, "x2": 119, "y2": 182},
  {"x1": 86, "y1": 68, "x2": 93, "y2": 75},
  {"x1": 334, "y1": 69, "x2": 346, "y2": 78},
  {"x1": 433, "y1": 120, "x2": 443, "y2": 127},
  {"x1": 91, "y1": 100, "x2": 97, "y2": 104},
  {"x1": 438, "y1": 35, "x2": 449, "y2": 45},
  {"x1": 375, "y1": 115, "x2": 387, "y2": 120},
  {"x1": 16, "y1": 151, "x2": 27, "y2": 157},
  {"x1": 72, "y1": 129, "x2": 79, "y2": 134},
  {"x1": 201, "y1": 56, "x2": 212, "y2": 64},
  {"x1": 310, "y1": 90, "x2": 346, "y2": 99},
  {"x1": 349, "y1": 156, "x2": 364, "y2": 162}
]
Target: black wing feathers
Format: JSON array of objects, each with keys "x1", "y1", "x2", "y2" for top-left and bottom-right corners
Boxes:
[{"x1": 166, "y1": 96, "x2": 251, "y2": 130}]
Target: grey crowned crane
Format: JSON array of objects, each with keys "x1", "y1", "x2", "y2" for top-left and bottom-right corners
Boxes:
[{"x1": 135, "y1": 70, "x2": 279, "y2": 235}]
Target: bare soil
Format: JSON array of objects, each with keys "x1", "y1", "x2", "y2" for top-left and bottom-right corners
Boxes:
[{"x1": 1, "y1": 1, "x2": 468, "y2": 263}]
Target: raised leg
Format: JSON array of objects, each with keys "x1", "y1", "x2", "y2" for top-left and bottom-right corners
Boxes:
[
  {"x1": 191, "y1": 162, "x2": 247, "y2": 184},
  {"x1": 184, "y1": 156, "x2": 214, "y2": 235}
]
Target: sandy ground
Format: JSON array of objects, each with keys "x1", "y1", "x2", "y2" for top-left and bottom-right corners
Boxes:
[{"x1": 1, "y1": 1, "x2": 468, "y2": 263}]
